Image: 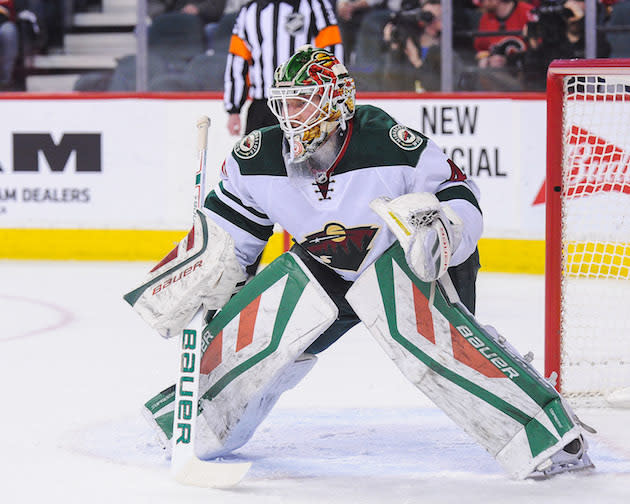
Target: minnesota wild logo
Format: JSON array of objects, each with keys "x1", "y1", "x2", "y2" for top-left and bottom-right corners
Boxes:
[
  {"x1": 389, "y1": 125, "x2": 423, "y2": 151},
  {"x1": 234, "y1": 130, "x2": 262, "y2": 159},
  {"x1": 301, "y1": 222, "x2": 379, "y2": 271}
]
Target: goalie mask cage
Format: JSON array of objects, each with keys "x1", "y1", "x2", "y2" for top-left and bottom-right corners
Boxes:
[{"x1": 545, "y1": 59, "x2": 630, "y2": 407}]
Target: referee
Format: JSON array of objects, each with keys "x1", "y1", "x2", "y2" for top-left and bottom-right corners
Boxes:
[{"x1": 224, "y1": 0, "x2": 344, "y2": 136}]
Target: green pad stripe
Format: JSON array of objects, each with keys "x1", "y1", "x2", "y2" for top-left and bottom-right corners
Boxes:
[
  {"x1": 155, "y1": 411, "x2": 174, "y2": 440},
  {"x1": 144, "y1": 385, "x2": 176, "y2": 415},
  {"x1": 374, "y1": 255, "x2": 533, "y2": 427},
  {"x1": 386, "y1": 244, "x2": 559, "y2": 409},
  {"x1": 199, "y1": 253, "x2": 310, "y2": 402},
  {"x1": 543, "y1": 398, "x2": 573, "y2": 438},
  {"x1": 525, "y1": 418, "x2": 561, "y2": 457},
  {"x1": 373, "y1": 243, "x2": 571, "y2": 456}
]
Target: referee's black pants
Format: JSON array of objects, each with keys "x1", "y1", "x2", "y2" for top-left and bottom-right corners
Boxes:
[{"x1": 245, "y1": 99, "x2": 279, "y2": 134}]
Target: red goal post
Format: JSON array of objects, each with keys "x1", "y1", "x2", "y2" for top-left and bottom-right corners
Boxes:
[{"x1": 545, "y1": 59, "x2": 630, "y2": 407}]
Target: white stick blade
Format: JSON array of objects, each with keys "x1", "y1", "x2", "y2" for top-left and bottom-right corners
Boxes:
[{"x1": 173, "y1": 459, "x2": 252, "y2": 488}]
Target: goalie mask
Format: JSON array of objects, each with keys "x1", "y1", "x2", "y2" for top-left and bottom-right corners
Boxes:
[{"x1": 268, "y1": 45, "x2": 355, "y2": 161}]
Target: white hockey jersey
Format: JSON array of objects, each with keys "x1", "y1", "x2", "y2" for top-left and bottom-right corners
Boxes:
[{"x1": 204, "y1": 105, "x2": 483, "y2": 281}]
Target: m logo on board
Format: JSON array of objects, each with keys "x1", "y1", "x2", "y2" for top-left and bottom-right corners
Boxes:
[{"x1": 12, "y1": 133, "x2": 102, "y2": 173}]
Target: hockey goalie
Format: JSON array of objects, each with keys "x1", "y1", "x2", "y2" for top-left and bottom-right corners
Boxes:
[{"x1": 124, "y1": 45, "x2": 594, "y2": 480}]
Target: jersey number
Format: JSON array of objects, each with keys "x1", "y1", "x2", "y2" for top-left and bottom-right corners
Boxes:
[{"x1": 448, "y1": 159, "x2": 467, "y2": 182}]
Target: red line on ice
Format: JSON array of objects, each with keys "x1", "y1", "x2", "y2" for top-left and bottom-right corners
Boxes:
[{"x1": 0, "y1": 294, "x2": 75, "y2": 342}]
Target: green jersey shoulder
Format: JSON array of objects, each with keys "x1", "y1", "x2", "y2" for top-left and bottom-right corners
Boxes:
[
  {"x1": 230, "y1": 105, "x2": 428, "y2": 177},
  {"x1": 231, "y1": 125, "x2": 286, "y2": 176},
  {"x1": 335, "y1": 105, "x2": 428, "y2": 175}
]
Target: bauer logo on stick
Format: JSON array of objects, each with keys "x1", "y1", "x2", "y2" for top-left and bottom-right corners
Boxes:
[{"x1": 175, "y1": 329, "x2": 198, "y2": 445}]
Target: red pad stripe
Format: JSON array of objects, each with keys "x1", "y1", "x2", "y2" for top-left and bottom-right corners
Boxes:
[
  {"x1": 185, "y1": 226, "x2": 195, "y2": 251},
  {"x1": 412, "y1": 284, "x2": 435, "y2": 344},
  {"x1": 200, "y1": 331, "x2": 223, "y2": 374},
  {"x1": 236, "y1": 295, "x2": 261, "y2": 352},
  {"x1": 150, "y1": 245, "x2": 179, "y2": 272},
  {"x1": 450, "y1": 325, "x2": 504, "y2": 378}
]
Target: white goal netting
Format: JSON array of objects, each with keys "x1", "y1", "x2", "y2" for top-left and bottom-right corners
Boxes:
[{"x1": 560, "y1": 74, "x2": 630, "y2": 406}]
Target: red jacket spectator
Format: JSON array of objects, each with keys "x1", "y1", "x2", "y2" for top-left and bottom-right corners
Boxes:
[
  {"x1": 474, "y1": 0, "x2": 533, "y2": 58},
  {"x1": 0, "y1": 0, "x2": 15, "y2": 20}
]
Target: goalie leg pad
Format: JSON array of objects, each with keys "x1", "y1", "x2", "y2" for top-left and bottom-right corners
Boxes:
[
  {"x1": 346, "y1": 243, "x2": 593, "y2": 479},
  {"x1": 198, "y1": 352, "x2": 318, "y2": 457},
  {"x1": 142, "y1": 354, "x2": 318, "y2": 456},
  {"x1": 196, "y1": 250, "x2": 337, "y2": 458},
  {"x1": 144, "y1": 251, "x2": 338, "y2": 458},
  {"x1": 143, "y1": 383, "x2": 177, "y2": 450}
]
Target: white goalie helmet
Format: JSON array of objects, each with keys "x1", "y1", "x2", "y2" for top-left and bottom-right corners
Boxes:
[{"x1": 267, "y1": 45, "x2": 356, "y2": 161}]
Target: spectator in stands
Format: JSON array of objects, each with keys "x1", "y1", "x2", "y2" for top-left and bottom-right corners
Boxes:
[
  {"x1": 337, "y1": 0, "x2": 394, "y2": 63},
  {"x1": 381, "y1": 0, "x2": 449, "y2": 92},
  {"x1": 224, "y1": 0, "x2": 343, "y2": 137},
  {"x1": 520, "y1": 0, "x2": 611, "y2": 90},
  {"x1": 13, "y1": 0, "x2": 49, "y2": 58},
  {"x1": 474, "y1": 0, "x2": 531, "y2": 70},
  {"x1": 471, "y1": 0, "x2": 532, "y2": 90},
  {"x1": 450, "y1": 0, "x2": 484, "y2": 66},
  {"x1": 0, "y1": 0, "x2": 18, "y2": 89},
  {"x1": 152, "y1": 1, "x2": 228, "y2": 51}
]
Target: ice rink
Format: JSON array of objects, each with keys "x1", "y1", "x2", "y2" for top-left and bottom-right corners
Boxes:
[{"x1": 1, "y1": 260, "x2": 629, "y2": 503}]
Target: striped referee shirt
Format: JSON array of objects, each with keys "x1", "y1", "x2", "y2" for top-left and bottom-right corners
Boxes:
[{"x1": 224, "y1": 0, "x2": 344, "y2": 114}]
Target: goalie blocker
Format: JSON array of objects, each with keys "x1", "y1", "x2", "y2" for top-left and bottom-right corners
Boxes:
[
  {"x1": 124, "y1": 209, "x2": 247, "y2": 338},
  {"x1": 142, "y1": 242, "x2": 592, "y2": 479}
]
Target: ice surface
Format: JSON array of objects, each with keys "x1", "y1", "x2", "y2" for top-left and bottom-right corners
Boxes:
[{"x1": 0, "y1": 261, "x2": 629, "y2": 503}]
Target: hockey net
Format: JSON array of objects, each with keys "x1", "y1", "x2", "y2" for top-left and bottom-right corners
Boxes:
[{"x1": 545, "y1": 59, "x2": 630, "y2": 407}]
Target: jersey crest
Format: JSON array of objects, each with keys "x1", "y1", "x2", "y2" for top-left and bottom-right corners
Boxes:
[
  {"x1": 234, "y1": 130, "x2": 262, "y2": 160},
  {"x1": 389, "y1": 125, "x2": 424, "y2": 151},
  {"x1": 300, "y1": 223, "x2": 379, "y2": 271}
]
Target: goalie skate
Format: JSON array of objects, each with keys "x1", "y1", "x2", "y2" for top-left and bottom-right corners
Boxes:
[{"x1": 528, "y1": 435, "x2": 594, "y2": 479}]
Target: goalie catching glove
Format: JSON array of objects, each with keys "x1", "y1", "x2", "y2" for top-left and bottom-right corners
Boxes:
[
  {"x1": 370, "y1": 193, "x2": 463, "y2": 282},
  {"x1": 123, "y1": 209, "x2": 247, "y2": 338}
]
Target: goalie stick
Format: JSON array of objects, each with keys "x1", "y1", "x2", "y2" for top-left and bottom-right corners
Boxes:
[
  {"x1": 170, "y1": 116, "x2": 251, "y2": 487},
  {"x1": 192, "y1": 116, "x2": 209, "y2": 212}
]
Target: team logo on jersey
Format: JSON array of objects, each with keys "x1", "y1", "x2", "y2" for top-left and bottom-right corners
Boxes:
[
  {"x1": 284, "y1": 13, "x2": 305, "y2": 36},
  {"x1": 389, "y1": 125, "x2": 423, "y2": 151},
  {"x1": 301, "y1": 223, "x2": 379, "y2": 271},
  {"x1": 234, "y1": 130, "x2": 262, "y2": 159}
]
